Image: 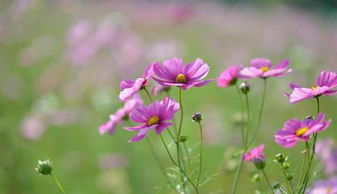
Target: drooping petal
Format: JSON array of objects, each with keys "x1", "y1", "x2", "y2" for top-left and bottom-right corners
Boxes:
[
  {"x1": 128, "y1": 125, "x2": 157, "y2": 142},
  {"x1": 119, "y1": 78, "x2": 145, "y2": 101},
  {"x1": 155, "y1": 122, "x2": 172, "y2": 134}
]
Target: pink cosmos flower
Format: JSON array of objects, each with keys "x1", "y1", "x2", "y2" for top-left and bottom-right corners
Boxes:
[
  {"x1": 125, "y1": 97, "x2": 179, "y2": 142},
  {"x1": 217, "y1": 65, "x2": 241, "y2": 88},
  {"x1": 275, "y1": 113, "x2": 331, "y2": 148},
  {"x1": 119, "y1": 65, "x2": 153, "y2": 101},
  {"x1": 99, "y1": 95, "x2": 143, "y2": 135},
  {"x1": 284, "y1": 71, "x2": 337, "y2": 104},
  {"x1": 240, "y1": 58, "x2": 292, "y2": 79},
  {"x1": 243, "y1": 144, "x2": 265, "y2": 162},
  {"x1": 152, "y1": 57, "x2": 212, "y2": 90}
]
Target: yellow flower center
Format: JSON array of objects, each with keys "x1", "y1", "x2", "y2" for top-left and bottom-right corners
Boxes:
[
  {"x1": 147, "y1": 116, "x2": 160, "y2": 126},
  {"x1": 296, "y1": 127, "x2": 309, "y2": 137},
  {"x1": 311, "y1": 84, "x2": 319, "y2": 90},
  {"x1": 260, "y1": 67, "x2": 270, "y2": 72},
  {"x1": 176, "y1": 74, "x2": 186, "y2": 83}
]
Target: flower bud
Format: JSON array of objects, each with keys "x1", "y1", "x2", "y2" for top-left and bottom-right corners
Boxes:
[
  {"x1": 239, "y1": 82, "x2": 250, "y2": 94},
  {"x1": 286, "y1": 173, "x2": 294, "y2": 181},
  {"x1": 272, "y1": 182, "x2": 280, "y2": 190},
  {"x1": 192, "y1": 112, "x2": 203, "y2": 122},
  {"x1": 35, "y1": 159, "x2": 52, "y2": 175},
  {"x1": 253, "y1": 159, "x2": 265, "y2": 170},
  {"x1": 274, "y1": 153, "x2": 286, "y2": 163},
  {"x1": 282, "y1": 162, "x2": 290, "y2": 170},
  {"x1": 179, "y1": 136, "x2": 188, "y2": 142},
  {"x1": 305, "y1": 115, "x2": 313, "y2": 120},
  {"x1": 251, "y1": 174, "x2": 260, "y2": 182}
]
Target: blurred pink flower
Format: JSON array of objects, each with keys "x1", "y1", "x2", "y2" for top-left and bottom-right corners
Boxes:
[
  {"x1": 316, "y1": 139, "x2": 337, "y2": 175},
  {"x1": 217, "y1": 65, "x2": 241, "y2": 88},
  {"x1": 99, "y1": 153, "x2": 129, "y2": 169},
  {"x1": 20, "y1": 115, "x2": 45, "y2": 140},
  {"x1": 119, "y1": 65, "x2": 153, "y2": 101},
  {"x1": 243, "y1": 144, "x2": 265, "y2": 162},
  {"x1": 99, "y1": 95, "x2": 143, "y2": 135},
  {"x1": 240, "y1": 58, "x2": 292, "y2": 79}
]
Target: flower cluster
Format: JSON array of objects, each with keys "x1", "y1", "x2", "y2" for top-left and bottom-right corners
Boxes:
[{"x1": 99, "y1": 56, "x2": 336, "y2": 193}]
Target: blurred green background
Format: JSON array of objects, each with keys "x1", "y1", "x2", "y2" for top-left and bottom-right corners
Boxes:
[{"x1": 0, "y1": 0, "x2": 336, "y2": 193}]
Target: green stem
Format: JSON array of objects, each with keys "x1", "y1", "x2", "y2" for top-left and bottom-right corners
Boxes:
[
  {"x1": 300, "y1": 96, "x2": 321, "y2": 193},
  {"x1": 183, "y1": 142, "x2": 191, "y2": 168},
  {"x1": 50, "y1": 173, "x2": 65, "y2": 194},
  {"x1": 197, "y1": 122, "x2": 204, "y2": 188},
  {"x1": 146, "y1": 138, "x2": 172, "y2": 186},
  {"x1": 281, "y1": 167, "x2": 294, "y2": 194},
  {"x1": 244, "y1": 93, "x2": 250, "y2": 148},
  {"x1": 176, "y1": 87, "x2": 186, "y2": 189},
  {"x1": 235, "y1": 84, "x2": 245, "y2": 146},
  {"x1": 231, "y1": 155, "x2": 243, "y2": 194},
  {"x1": 248, "y1": 78, "x2": 267, "y2": 146},
  {"x1": 232, "y1": 84, "x2": 249, "y2": 194},
  {"x1": 159, "y1": 135, "x2": 199, "y2": 193},
  {"x1": 143, "y1": 87, "x2": 153, "y2": 101},
  {"x1": 261, "y1": 169, "x2": 274, "y2": 194}
]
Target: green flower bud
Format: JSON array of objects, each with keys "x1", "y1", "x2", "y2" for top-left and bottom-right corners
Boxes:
[
  {"x1": 179, "y1": 136, "x2": 188, "y2": 142},
  {"x1": 282, "y1": 162, "x2": 290, "y2": 170},
  {"x1": 192, "y1": 112, "x2": 203, "y2": 122},
  {"x1": 252, "y1": 174, "x2": 261, "y2": 182},
  {"x1": 274, "y1": 153, "x2": 287, "y2": 163},
  {"x1": 272, "y1": 182, "x2": 280, "y2": 190},
  {"x1": 286, "y1": 173, "x2": 294, "y2": 181},
  {"x1": 35, "y1": 159, "x2": 52, "y2": 175},
  {"x1": 239, "y1": 82, "x2": 250, "y2": 94},
  {"x1": 253, "y1": 159, "x2": 265, "y2": 170}
]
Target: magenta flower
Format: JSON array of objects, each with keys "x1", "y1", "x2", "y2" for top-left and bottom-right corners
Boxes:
[
  {"x1": 125, "y1": 97, "x2": 179, "y2": 142},
  {"x1": 152, "y1": 57, "x2": 212, "y2": 90},
  {"x1": 243, "y1": 144, "x2": 265, "y2": 162},
  {"x1": 275, "y1": 113, "x2": 331, "y2": 148},
  {"x1": 284, "y1": 71, "x2": 337, "y2": 104},
  {"x1": 119, "y1": 65, "x2": 153, "y2": 101},
  {"x1": 240, "y1": 58, "x2": 292, "y2": 79},
  {"x1": 307, "y1": 177, "x2": 337, "y2": 194},
  {"x1": 217, "y1": 65, "x2": 241, "y2": 88},
  {"x1": 99, "y1": 95, "x2": 143, "y2": 135}
]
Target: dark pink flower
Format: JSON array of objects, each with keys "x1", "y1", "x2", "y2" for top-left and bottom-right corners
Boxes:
[
  {"x1": 243, "y1": 144, "x2": 265, "y2": 162},
  {"x1": 125, "y1": 97, "x2": 179, "y2": 142},
  {"x1": 152, "y1": 57, "x2": 212, "y2": 90},
  {"x1": 119, "y1": 65, "x2": 153, "y2": 101},
  {"x1": 275, "y1": 113, "x2": 331, "y2": 148},
  {"x1": 240, "y1": 58, "x2": 292, "y2": 79},
  {"x1": 217, "y1": 65, "x2": 241, "y2": 88},
  {"x1": 284, "y1": 71, "x2": 337, "y2": 104},
  {"x1": 99, "y1": 95, "x2": 143, "y2": 135}
]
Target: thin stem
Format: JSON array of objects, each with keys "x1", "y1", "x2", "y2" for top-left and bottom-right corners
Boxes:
[
  {"x1": 143, "y1": 87, "x2": 153, "y2": 101},
  {"x1": 176, "y1": 87, "x2": 186, "y2": 190},
  {"x1": 183, "y1": 142, "x2": 191, "y2": 168},
  {"x1": 300, "y1": 96, "x2": 321, "y2": 193},
  {"x1": 197, "y1": 122, "x2": 204, "y2": 188},
  {"x1": 261, "y1": 169, "x2": 274, "y2": 194},
  {"x1": 178, "y1": 87, "x2": 184, "y2": 137},
  {"x1": 159, "y1": 135, "x2": 199, "y2": 193},
  {"x1": 281, "y1": 168, "x2": 294, "y2": 194},
  {"x1": 235, "y1": 84, "x2": 245, "y2": 146},
  {"x1": 146, "y1": 138, "x2": 171, "y2": 186},
  {"x1": 50, "y1": 173, "x2": 65, "y2": 194},
  {"x1": 231, "y1": 156, "x2": 243, "y2": 194},
  {"x1": 231, "y1": 84, "x2": 248, "y2": 194},
  {"x1": 244, "y1": 93, "x2": 250, "y2": 148},
  {"x1": 249, "y1": 78, "x2": 267, "y2": 146}
]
